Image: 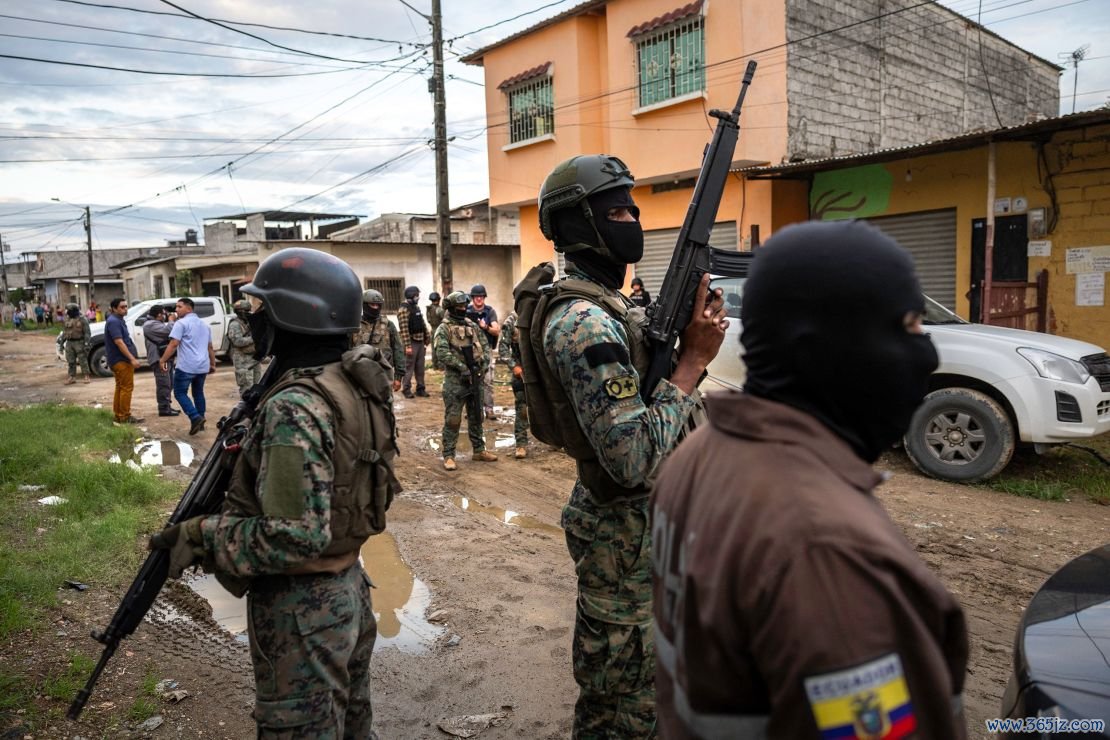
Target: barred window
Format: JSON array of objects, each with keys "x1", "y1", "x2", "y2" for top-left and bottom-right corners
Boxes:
[
  {"x1": 635, "y1": 16, "x2": 705, "y2": 108},
  {"x1": 508, "y1": 76, "x2": 554, "y2": 144},
  {"x1": 364, "y1": 278, "x2": 403, "y2": 309}
]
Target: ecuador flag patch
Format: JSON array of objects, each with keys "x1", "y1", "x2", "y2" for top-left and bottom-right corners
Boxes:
[{"x1": 804, "y1": 653, "x2": 916, "y2": 739}]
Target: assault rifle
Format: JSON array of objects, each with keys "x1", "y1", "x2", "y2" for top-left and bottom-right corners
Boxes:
[
  {"x1": 640, "y1": 60, "x2": 757, "y2": 403},
  {"x1": 459, "y1": 344, "x2": 484, "y2": 421},
  {"x1": 67, "y1": 364, "x2": 278, "y2": 720}
]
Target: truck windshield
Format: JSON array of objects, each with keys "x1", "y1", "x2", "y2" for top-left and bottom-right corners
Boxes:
[{"x1": 923, "y1": 296, "x2": 966, "y2": 325}]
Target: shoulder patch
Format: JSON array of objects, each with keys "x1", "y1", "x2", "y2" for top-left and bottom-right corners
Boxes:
[
  {"x1": 604, "y1": 375, "x2": 639, "y2": 400},
  {"x1": 584, "y1": 342, "x2": 630, "y2": 368},
  {"x1": 804, "y1": 654, "x2": 915, "y2": 739}
]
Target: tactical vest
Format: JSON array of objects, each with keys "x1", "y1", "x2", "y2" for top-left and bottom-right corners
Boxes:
[
  {"x1": 358, "y1": 318, "x2": 388, "y2": 350},
  {"x1": 443, "y1": 320, "x2": 485, "y2": 369},
  {"x1": 229, "y1": 316, "x2": 255, "y2": 355},
  {"x1": 63, "y1": 316, "x2": 86, "y2": 340},
  {"x1": 404, "y1": 302, "x2": 427, "y2": 336},
  {"x1": 224, "y1": 345, "x2": 401, "y2": 559},
  {"x1": 514, "y1": 262, "x2": 655, "y2": 498}
]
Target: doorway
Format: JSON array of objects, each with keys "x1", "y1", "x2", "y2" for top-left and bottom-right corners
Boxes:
[{"x1": 969, "y1": 214, "x2": 1027, "y2": 323}]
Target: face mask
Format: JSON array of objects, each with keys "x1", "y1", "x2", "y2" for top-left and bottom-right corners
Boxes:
[
  {"x1": 449, "y1": 306, "x2": 468, "y2": 319},
  {"x1": 588, "y1": 187, "x2": 643, "y2": 264},
  {"x1": 363, "y1": 305, "x2": 381, "y2": 322},
  {"x1": 247, "y1": 308, "x2": 275, "y2": 361},
  {"x1": 742, "y1": 221, "x2": 939, "y2": 463}
]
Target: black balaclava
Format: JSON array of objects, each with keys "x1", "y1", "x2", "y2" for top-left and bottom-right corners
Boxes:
[
  {"x1": 448, "y1": 303, "x2": 468, "y2": 321},
  {"x1": 554, "y1": 186, "x2": 643, "y2": 289},
  {"x1": 740, "y1": 220, "x2": 939, "y2": 463},
  {"x1": 268, "y1": 326, "x2": 348, "y2": 378},
  {"x1": 363, "y1": 304, "x2": 381, "y2": 322},
  {"x1": 66, "y1": 306, "x2": 80, "y2": 319}
]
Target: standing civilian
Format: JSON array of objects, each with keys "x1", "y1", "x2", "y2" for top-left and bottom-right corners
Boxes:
[
  {"x1": 465, "y1": 284, "x2": 499, "y2": 419},
  {"x1": 34, "y1": 302, "x2": 44, "y2": 325},
  {"x1": 627, "y1": 277, "x2": 651, "y2": 307},
  {"x1": 397, "y1": 285, "x2": 429, "y2": 398},
  {"x1": 143, "y1": 304, "x2": 178, "y2": 416},
  {"x1": 160, "y1": 298, "x2": 215, "y2": 435},
  {"x1": 105, "y1": 297, "x2": 143, "y2": 425},
  {"x1": 44, "y1": 303, "x2": 54, "y2": 326},
  {"x1": 13, "y1": 308, "x2": 24, "y2": 330}
]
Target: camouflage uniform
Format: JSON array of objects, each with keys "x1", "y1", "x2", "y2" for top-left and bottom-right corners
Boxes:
[
  {"x1": 62, "y1": 314, "x2": 92, "y2": 379},
  {"x1": 426, "y1": 303, "x2": 446, "y2": 370},
  {"x1": 227, "y1": 315, "x2": 262, "y2": 396},
  {"x1": 498, "y1": 311, "x2": 529, "y2": 448},
  {"x1": 200, "y1": 383, "x2": 377, "y2": 738},
  {"x1": 545, "y1": 270, "x2": 697, "y2": 737},
  {"x1": 432, "y1": 314, "x2": 491, "y2": 460},
  {"x1": 353, "y1": 317, "x2": 404, "y2": 382}
]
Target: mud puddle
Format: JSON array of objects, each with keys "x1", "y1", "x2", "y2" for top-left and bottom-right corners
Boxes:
[
  {"x1": 186, "y1": 532, "x2": 444, "y2": 653},
  {"x1": 452, "y1": 496, "x2": 562, "y2": 535},
  {"x1": 110, "y1": 440, "x2": 194, "y2": 467}
]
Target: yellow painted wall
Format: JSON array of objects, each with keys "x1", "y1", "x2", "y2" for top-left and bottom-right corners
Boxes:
[{"x1": 810, "y1": 126, "x2": 1110, "y2": 347}]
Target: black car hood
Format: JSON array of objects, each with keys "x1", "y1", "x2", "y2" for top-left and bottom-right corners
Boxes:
[{"x1": 1011, "y1": 545, "x2": 1110, "y2": 717}]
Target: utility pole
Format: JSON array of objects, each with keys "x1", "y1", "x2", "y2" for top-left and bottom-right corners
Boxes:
[
  {"x1": 84, "y1": 206, "x2": 95, "y2": 307},
  {"x1": 0, "y1": 233, "x2": 9, "y2": 305},
  {"x1": 431, "y1": 0, "x2": 452, "y2": 294}
]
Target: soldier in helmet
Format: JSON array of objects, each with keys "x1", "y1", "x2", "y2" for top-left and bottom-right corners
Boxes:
[
  {"x1": 426, "y1": 292, "x2": 445, "y2": 371},
  {"x1": 498, "y1": 310, "x2": 529, "y2": 459},
  {"x1": 228, "y1": 298, "x2": 263, "y2": 397},
  {"x1": 62, "y1": 302, "x2": 92, "y2": 385},
  {"x1": 465, "y1": 283, "x2": 500, "y2": 419},
  {"x1": 522, "y1": 154, "x2": 728, "y2": 735},
  {"x1": 432, "y1": 291, "x2": 497, "y2": 471},
  {"x1": 397, "y1": 285, "x2": 429, "y2": 398},
  {"x1": 149, "y1": 247, "x2": 400, "y2": 738},
  {"x1": 353, "y1": 289, "x2": 404, "y2": 392}
]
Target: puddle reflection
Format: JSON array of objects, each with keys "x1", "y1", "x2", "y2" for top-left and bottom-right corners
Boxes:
[
  {"x1": 452, "y1": 496, "x2": 562, "y2": 535},
  {"x1": 110, "y1": 440, "x2": 194, "y2": 467},
  {"x1": 187, "y1": 532, "x2": 443, "y2": 654}
]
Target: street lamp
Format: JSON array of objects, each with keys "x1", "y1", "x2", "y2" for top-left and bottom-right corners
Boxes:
[{"x1": 51, "y1": 198, "x2": 95, "y2": 308}]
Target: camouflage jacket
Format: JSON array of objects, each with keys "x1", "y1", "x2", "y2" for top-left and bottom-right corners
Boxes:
[
  {"x1": 397, "y1": 301, "x2": 428, "y2": 345},
  {"x1": 200, "y1": 385, "x2": 336, "y2": 575},
  {"x1": 426, "y1": 303, "x2": 445, "y2": 333},
  {"x1": 433, "y1": 316, "x2": 490, "y2": 376},
  {"x1": 543, "y1": 270, "x2": 696, "y2": 490},
  {"x1": 499, "y1": 311, "x2": 520, "y2": 368},
  {"x1": 352, "y1": 317, "x2": 404, "y2": 380},
  {"x1": 227, "y1": 316, "x2": 254, "y2": 357}
]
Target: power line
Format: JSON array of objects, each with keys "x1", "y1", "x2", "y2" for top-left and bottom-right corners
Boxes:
[
  {"x1": 447, "y1": 0, "x2": 577, "y2": 43},
  {"x1": 276, "y1": 145, "x2": 428, "y2": 212},
  {"x1": 0, "y1": 52, "x2": 375, "y2": 78}
]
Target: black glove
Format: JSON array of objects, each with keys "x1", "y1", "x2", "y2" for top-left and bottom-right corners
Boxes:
[
  {"x1": 148, "y1": 517, "x2": 205, "y2": 579},
  {"x1": 458, "y1": 371, "x2": 473, "y2": 385}
]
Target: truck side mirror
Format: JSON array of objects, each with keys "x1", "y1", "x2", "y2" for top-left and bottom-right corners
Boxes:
[{"x1": 135, "y1": 317, "x2": 147, "y2": 326}]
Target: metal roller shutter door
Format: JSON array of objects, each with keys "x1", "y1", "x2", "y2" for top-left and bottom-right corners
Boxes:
[
  {"x1": 635, "y1": 221, "x2": 737, "y2": 295},
  {"x1": 865, "y1": 210, "x2": 957, "y2": 310}
]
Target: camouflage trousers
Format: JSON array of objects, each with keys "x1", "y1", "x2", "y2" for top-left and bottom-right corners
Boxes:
[
  {"x1": 441, "y1": 371, "x2": 485, "y2": 459},
  {"x1": 232, "y1": 351, "x2": 262, "y2": 397},
  {"x1": 511, "y1": 382, "x2": 529, "y2": 447},
  {"x1": 65, "y1": 340, "x2": 90, "y2": 378},
  {"x1": 561, "y1": 482, "x2": 655, "y2": 739},
  {"x1": 247, "y1": 564, "x2": 377, "y2": 739}
]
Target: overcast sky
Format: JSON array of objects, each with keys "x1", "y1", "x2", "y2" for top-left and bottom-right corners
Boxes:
[{"x1": 0, "y1": 0, "x2": 1106, "y2": 260}]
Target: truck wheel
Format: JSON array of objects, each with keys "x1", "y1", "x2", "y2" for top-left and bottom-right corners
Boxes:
[
  {"x1": 903, "y1": 388, "x2": 1015, "y2": 483},
  {"x1": 89, "y1": 346, "x2": 112, "y2": 378}
]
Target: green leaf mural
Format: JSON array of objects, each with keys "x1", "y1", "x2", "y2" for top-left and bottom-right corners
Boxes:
[{"x1": 811, "y1": 164, "x2": 892, "y2": 220}]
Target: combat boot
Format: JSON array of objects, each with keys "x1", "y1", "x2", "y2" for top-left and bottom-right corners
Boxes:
[
  {"x1": 64, "y1": 376, "x2": 76, "y2": 385},
  {"x1": 443, "y1": 457, "x2": 457, "y2": 471},
  {"x1": 514, "y1": 447, "x2": 527, "y2": 459},
  {"x1": 473, "y1": 450, "x2": 498, "y2": 462}
]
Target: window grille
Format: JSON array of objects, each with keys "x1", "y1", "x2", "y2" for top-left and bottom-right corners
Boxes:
[
  {"x1": 635, "y1": 16, "x2": 705, "y2": 107},
  {"x1": 507, "y1": 76, "x2": 554, "y2": 144},
  {"x1": 365, "y1": 278, "x2": 404, "y2": 309}
]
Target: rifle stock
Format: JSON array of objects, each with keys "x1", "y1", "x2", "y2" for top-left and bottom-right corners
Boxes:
[
  {"x1": 67, "y1": 364, "x2": 279, "y2": 720},
  {"x1": 640, "y1": 60, "x2": 757, "y2": 403}
]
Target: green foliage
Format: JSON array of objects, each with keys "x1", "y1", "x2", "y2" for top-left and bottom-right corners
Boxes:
[
  {"x1": 0, "y1": 405, "x2": 180, "y2": 637},
  {"x1": 175, "y1": 269, "x2": 194, "y2": 298},
  {"x1": 127, "y1": 697, "x2": 158, "y2": 722},
  {"x1": 985, "y1": 435, "x2": 1110, "y2": 505},
  {"x1": 41, "y1": 652, "x2": 95, "y2": 701}
]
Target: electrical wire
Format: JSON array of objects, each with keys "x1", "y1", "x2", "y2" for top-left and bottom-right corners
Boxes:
[
  {"x1": 446, "y1": 0, "x2": 579, "y2": 43},
  {"x1": 0, "y1": 53, "x2": 377, "y2": 78}
]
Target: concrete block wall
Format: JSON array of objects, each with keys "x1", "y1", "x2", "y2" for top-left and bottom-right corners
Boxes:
[{"x1": 785, "y1": 0, "x2": 1059, "y2": 161}]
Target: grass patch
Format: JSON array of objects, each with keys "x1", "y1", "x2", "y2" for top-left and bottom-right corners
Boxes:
[
  {"x1": 0, "y1": 404, "x2": 180, "y2": 637},
  {"x1": 985, "y1": 434, "x2": 1110, "y2": 504},
  {"x1": 127, "y1": 697, "x2": 158, "y2": 723},
  {"x1": 41, "y1": 652, "x2": 96, "y2": 701},
  {"x1": 140, "y1": 667, "x2": 160, "y2": 697}
]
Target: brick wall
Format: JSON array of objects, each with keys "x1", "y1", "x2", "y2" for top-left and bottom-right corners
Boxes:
[{"x1": 785, "y1": 0, "x2": 1059, "y2": 161}]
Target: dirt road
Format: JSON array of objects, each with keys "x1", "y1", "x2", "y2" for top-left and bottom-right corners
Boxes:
[{"x1": 3, "y1": 328, "x2": 1108, "y2": 739}]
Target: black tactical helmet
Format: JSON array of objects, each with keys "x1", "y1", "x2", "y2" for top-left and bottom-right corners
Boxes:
[
  {"x1": 362, "y1": 288, "x2": 385, "y2": 305},
  {"x1": 443, "y1": 291, "x2": 469, "y2": 314},
  {"x1": 428, "y1": 291, "x2": 441, "y2": 302},
  {"x1": 240, "y1": 247, "x2": 361, "y2": 334},
  {"x1": 404, "y1": 285, "x2": 420, "y2": 300},
  {"x1": 469, "y1": 284, "x2": 487, "y2": 297},
  {"x1": 538, "y1": 154, "x2": 635, "y2": 245}
]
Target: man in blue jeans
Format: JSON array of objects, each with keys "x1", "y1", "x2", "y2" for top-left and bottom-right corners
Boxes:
[{"x1": 159, "y1": 298, "x2": 216, "y2": 435}]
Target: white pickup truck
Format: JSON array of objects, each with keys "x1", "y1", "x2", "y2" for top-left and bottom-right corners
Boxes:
[
  {"x1": 706, "y1": 277, "x2": 1110, "y2": 483},
  {"x1": 65, "y1": 297, "x2": 232, "y2": 377}
]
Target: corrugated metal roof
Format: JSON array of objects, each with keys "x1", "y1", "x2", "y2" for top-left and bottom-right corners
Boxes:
[
  {"x1": 497, "y1": 62, "x2": 552, "y2": 90},
  {"x1": 737, "y1": 109, "x2": 1110, "y2": 178},
  {"x1": 627, "y1": 0, "x2": 703, "y2": 38},
  {"x1": 459, "y1": 0, "x2": 606, "y2": 64},
  {"x1": 205, "y1": 211, "x2": 361, "y2": 222}
]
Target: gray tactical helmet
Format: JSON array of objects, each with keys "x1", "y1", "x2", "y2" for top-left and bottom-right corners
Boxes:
[
  {"x1": 538, "y1": 154, "x2": 635, "y2": 245},
  {"x1": 233, "y1": 299, "x2": 251, "y2": 313},
  {"x1": 241, "y1": 247, "x2": 361, "y2": 334},
  {"x1": 443, "y1": 291, "x2": 469, "y2": 315},
  {"x1": 362, "y1": 288, "x2": 385, "y2": 305}
]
